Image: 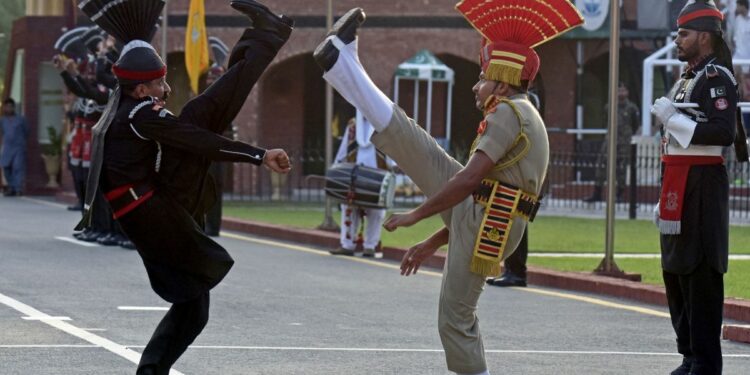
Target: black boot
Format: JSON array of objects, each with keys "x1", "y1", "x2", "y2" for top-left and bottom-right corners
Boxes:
[
  {"x1": 230, "y1": 0, "x2": 294, "y2": 38},
  {"x1": 487, "y1": 271, "x2": 527, "y2": 287},
  {"x1": 670, "y1": 357, "x2": 693, "y2": 375},
  {"x1": 583, "y1": 185, "x2": 603, "y2": 203},
  {"x1": 313, "y1": 8, "x2": 366, "y2": 72}
]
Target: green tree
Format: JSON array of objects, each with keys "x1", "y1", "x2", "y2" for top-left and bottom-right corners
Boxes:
[{"x1": 0, "y1": 0, "x2": 26, "y2": 96}]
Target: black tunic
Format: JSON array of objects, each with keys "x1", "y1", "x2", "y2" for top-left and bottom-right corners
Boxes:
[
  {"x1": 661, "y1": 56, "x2": 738, "y2": 275},
  {"x1": 97, "y1": 95, "x2": 266, "y2": 303}
]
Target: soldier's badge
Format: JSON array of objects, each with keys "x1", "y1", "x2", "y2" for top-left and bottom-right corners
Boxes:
[
  {"x1": 477, "y1": 119, "x2": 488, "y2": 135},
  {"x1": 715, "y1": 98, "x2": 729, "y2": 111},
  {"x1": 710, "y1": 86, "x2": 726, "y2": 98}
]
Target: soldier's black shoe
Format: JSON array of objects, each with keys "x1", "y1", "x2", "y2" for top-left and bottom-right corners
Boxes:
[
  {"x1": 329, "y1": 246, "x2": 355, "y2": 256},
  {"x1": 119, "y1": 239, "x2": 136, "y2": 250},
  {"x1": 79, "y1": 230, "x2": 103, "y2": 242},
  {"x1": 97, "y1": 232, "x2": 120, "y2": 246},
  {"x1": 486, "y1": 272, "x2": 527, "y2": 287},
  {"x1": 313, "y1": 8, "x2": 366, "y2": 72},
  {"x1": 670, "y1": 357, "x2": 693, "y2": 375},
  {"x1": 230, "y1": 0, "x2": 294, "y2": 37}
]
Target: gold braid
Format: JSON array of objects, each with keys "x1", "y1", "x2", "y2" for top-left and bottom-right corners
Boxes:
[{"x1": 470, "y1": 97, "x2": 531, "y2": 171}]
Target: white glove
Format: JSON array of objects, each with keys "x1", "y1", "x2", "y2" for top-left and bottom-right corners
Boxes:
[
  {"x1": 650, "y1": 97, "x2": 677, "y2": 125},
  {"x1": 651, "y1": 97, "x2": 696, "y2": 148}
]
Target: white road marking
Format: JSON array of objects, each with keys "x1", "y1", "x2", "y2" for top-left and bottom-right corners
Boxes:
[
  {"x1": 20, "y1": 197, "x2": 68, "y2": 209},
  {"x1": 0, "y1": 344, "x2": 98, "y2": 348},
  {"x1": 0, "y1": 292, "x2": 184, "y2": 375},
  {"x1": 55, "y1": 236, "x2": 100, "y2": 248},
  {"x1": 220, "y1": 232, "x2": 670, "y2": 318},
  {"x1": 122, "y1": 345, "x2": 750, "y2": 358},
  {"x1": 22, "y1": 316, "x2": 71, "y2": 321},
  {"x1": 530, "y1": 253, "x2": 750, "y2": 260},
  {"x1": 117, "y1": 306, "x2": 169, "y2": 311}
]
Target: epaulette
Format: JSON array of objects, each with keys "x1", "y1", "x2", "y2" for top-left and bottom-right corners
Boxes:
[
  {"x1": 128, "y1": 97, "x2": 155, "y2": 121},
  {"x1": 706, "y1": 64, "x2": 720, "y2": 79}
]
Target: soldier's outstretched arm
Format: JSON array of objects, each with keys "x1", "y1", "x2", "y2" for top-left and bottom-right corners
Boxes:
[
  {"x1": 383, "y1": 151, "x2": 495, "y2": 231},
  {"x1": 131, "y1": 104, "x2": 272, "y2": 166},
  {"x1": 400, "y1": 227, "x2": 449, "y2": 276}
]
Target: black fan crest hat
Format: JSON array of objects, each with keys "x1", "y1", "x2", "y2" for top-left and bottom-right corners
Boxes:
[{"x1": 78, "y1": 0, "x2": 167, "y2": 85}]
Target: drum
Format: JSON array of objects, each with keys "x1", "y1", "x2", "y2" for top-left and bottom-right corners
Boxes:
[{"x1": 325, "y1": 163, "x2": 396, "y2": 209}]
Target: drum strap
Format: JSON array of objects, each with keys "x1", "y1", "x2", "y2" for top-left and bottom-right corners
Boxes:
[{"x1": 470, "y1": 179, "x2": 539, "y2": 277}]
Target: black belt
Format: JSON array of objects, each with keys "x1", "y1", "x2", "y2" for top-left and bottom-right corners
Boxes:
[{"x1": 472, "y1": 179, "x2": 541, "y2": 222}]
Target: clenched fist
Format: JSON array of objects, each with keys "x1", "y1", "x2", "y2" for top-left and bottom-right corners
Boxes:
[{"x1": 263, "y1": 149, "x2": 292, "y2": 174}]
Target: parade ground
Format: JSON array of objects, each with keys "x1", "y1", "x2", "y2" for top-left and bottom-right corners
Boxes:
[{"x1": 0, "y1": 196, "x2": 748, "y2": 374}]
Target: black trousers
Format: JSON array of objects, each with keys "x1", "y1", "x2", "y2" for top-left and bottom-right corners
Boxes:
[
  {"x1": 136, "y1": 292, "x2": 210, "y2": 375},
  {"x1": 503, "y1": 228, "x2": 528, "y2": 278},
  {"x1": 663, "y1": 259, "x2": 724, "y2": 375},
  {"x1": 204, "y1": 162, "x2": 224, "y2": 236},
  {"x1": 70, "y1": 165, "x2": 87, "y2": 207}
]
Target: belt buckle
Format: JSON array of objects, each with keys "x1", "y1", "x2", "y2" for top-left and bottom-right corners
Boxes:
[{"x1": 129, "y1": 187, "x2": 139, "y2": 201}]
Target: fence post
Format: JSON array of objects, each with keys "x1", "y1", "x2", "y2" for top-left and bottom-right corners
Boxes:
[{"x1": 629, "y1": 143, "x2": 637, "y2": 219}]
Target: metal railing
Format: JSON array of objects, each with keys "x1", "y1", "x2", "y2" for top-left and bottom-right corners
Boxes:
[{"x1": 221, "y1": 145, "x2": 750, "y2": 222}]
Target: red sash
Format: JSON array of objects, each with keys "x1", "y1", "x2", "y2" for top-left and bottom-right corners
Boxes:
[{"x1": 659, "y1": 155, "x2": 723, "y2": 234}]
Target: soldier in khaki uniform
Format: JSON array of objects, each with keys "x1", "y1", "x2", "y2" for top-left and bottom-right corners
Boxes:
[{"x1": 314, "y1": 2, "x2": 583, "y2": 374}]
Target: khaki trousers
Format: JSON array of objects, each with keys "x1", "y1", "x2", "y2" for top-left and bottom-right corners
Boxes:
[{"x1": 372, "y1": 105, "x2": 489, "y2": 374}]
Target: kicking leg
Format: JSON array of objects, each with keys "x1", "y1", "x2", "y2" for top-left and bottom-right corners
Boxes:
[
  {"x1": 180, "y1": 2, "x2": 293, "y2": 134},
  {"x1": 314, "y1": 9, "x2": 463, "y2": 223}
]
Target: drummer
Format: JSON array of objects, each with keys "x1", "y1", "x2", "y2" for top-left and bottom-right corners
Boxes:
[{"x1": 330, "y1": 112, "x2": 393, "y2": 258}]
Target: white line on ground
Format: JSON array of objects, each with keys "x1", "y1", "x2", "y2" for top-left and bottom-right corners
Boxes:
[
  {"x1": 54, "y1": 236, "x2": 100, "y2": 248},
  {"x1": 0, "y1": 344, "x2": 98, "y2": 348},
  {"x1": 117, "y1": 306, "x2": 169, "y2": 311},
  {"x1": 530, "y1": 253, "x2": 750, "y2": 260},
  {"x1": 20, "y1": 197, "x2": 68, "y2": 209},
  {"x1": 220, "y1": 232, "x2": 670, "y2": 318},
  {"x1": 121, "y1": 345, "x2": 750, "y2": 358},
  {"x1": 0, "y1": 292, "x2": 184, "y2": 375},
  {"x1": 22, "y1": 316, "x2": 71, "y2": 321}
]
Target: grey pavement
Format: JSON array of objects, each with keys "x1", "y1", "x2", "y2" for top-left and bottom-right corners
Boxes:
[{"x1": 0, "y1": 196, "x2": 748, "y2": 374}]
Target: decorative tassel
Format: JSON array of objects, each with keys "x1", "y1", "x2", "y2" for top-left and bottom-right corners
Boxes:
[
  {"x1": 471, "y1": 257, "x2": 502, "y2": 278},
  {"x1": 659, "y1": 220, "x2": 681, "y2": 235},
  {"x1": 485, "y1": 63, "x2": 522, "y2": 87}
]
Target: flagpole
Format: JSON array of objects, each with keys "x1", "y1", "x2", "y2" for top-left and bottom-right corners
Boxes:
[
  {"x1": 161, "y1": 0, "x2": 168, "y2": 58},
  {"x1": 318, "y1": 0, "x2": 339, "y2": 231}
]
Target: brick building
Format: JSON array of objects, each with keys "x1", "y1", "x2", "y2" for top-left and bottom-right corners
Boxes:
[{"x1": 3, "y1": 0, "x2": 677, "y2": 195}]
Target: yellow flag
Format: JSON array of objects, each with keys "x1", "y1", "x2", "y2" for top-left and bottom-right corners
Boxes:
[
  {"x1": 185, "y1": 0, "x2": 209, "y2": 93},
  {"x1": 331, "y1": 114, "x2": 340, "y2": 138}
]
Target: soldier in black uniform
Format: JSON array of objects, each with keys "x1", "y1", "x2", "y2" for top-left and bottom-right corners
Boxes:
[
  {"x1": 77, "y1": 1, "x2": 293, "y2": 374},
  {"x1": 650, "y1": 1, "x2": 748, "y2": 374}
]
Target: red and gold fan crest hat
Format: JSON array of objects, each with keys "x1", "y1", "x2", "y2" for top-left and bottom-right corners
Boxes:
[{"x1": 456, "y1": 0, "x2": 584, "y2": 86}]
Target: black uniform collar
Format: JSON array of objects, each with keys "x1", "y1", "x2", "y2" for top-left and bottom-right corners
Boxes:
[{"x1": 684, "y1": 55, "x2": 717, "y2": 78}]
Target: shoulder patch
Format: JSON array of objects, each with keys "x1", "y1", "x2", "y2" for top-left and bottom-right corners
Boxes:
[
  {"x1": 706, "y1": 64, "x2": 719, "y2": 78},
  {"x1": 710, "y1": 86, "x2": 727, "y2": 98},
  {"x1": 715, "y1": 98, "x2": 729, "y2": 111}
]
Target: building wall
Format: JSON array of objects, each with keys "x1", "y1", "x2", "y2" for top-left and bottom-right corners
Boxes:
[
  {"x1": 3, "y1": 16, "x2": 67, "y2": 194},
  {"x1": 5, "y1": 0, "x2": 657, "y2": 193}
]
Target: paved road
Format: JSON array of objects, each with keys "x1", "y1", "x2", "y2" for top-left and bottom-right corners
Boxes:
[{"x1": 0, "y1": 196, "x2": 748, "y2": 374}]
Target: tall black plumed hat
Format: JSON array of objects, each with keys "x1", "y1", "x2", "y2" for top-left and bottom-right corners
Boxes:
[
  {"x1": 208, "y1": 36, "x2": 230, "y2": 68},
  {"x1": 78, "y1": 0, "x2": 166, "y2": 85},
  {"x1": 81, "y1": 26, "x2": 105, "y2": 55},
  {"x1": 54, "y1": 27, "x2": 89, "y2": 61}
]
